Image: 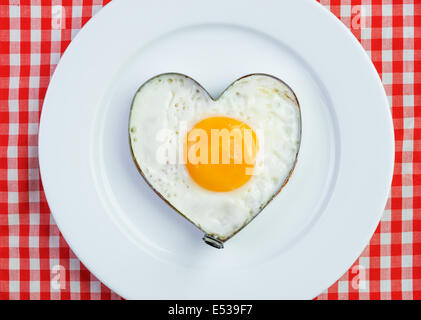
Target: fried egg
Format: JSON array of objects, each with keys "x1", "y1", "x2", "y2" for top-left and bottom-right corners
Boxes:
[{"x1": 129, "y1": 73, "x2": 301, "y2": 246}]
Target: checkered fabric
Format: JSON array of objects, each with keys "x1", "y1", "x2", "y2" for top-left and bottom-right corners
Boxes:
[{"x1": 0, "y1": 0, "x2": 419, "y2": 300}]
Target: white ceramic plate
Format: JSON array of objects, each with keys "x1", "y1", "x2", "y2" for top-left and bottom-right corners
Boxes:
[{"x1": 39, "y1": 0, "x2": 394, "y2": 299}]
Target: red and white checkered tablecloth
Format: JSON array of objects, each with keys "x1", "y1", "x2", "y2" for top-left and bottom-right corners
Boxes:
[{"x1": 0, "y1": 0, "x2": 419, "y2": 300}]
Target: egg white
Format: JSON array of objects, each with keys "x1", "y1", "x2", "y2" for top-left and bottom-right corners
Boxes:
[{"x1": 129, "y1": 74, "x2": 301, "y2": 240}]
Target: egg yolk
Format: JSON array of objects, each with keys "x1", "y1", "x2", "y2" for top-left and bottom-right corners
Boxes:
[{"x1": 185, "y1": 116, "x2": 258, "y2": 192}]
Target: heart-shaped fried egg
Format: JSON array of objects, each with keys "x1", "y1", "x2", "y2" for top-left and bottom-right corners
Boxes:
[{"x1": 129, "y1": 73, "x2": 301, "y2": 248}]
